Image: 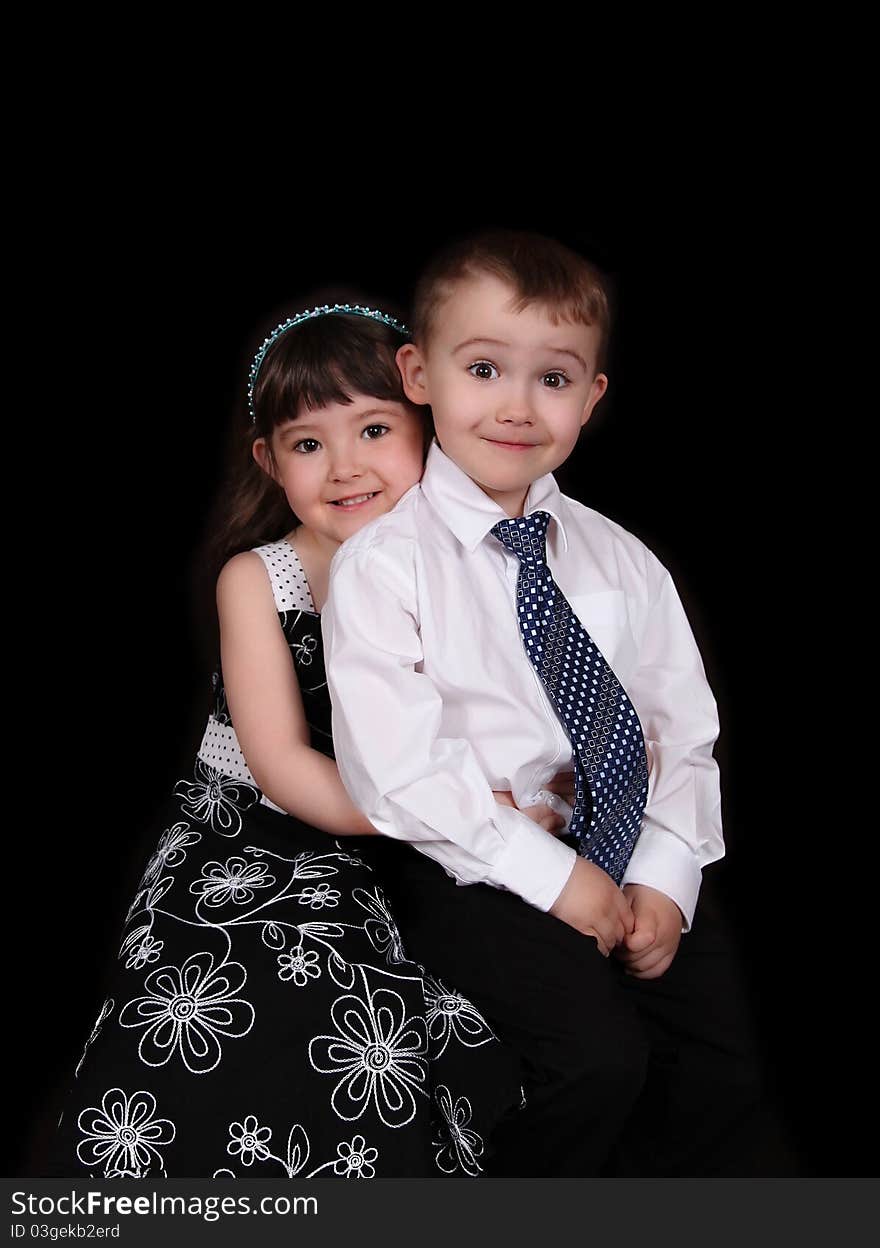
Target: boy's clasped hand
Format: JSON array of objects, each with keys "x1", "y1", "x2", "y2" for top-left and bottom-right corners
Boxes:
[
  {"x1": 549, "y1": 860, "x2": 683, "y2": 977},
  {"x1": 495, "y1": 779, "x2": 683, "y2": 978}
]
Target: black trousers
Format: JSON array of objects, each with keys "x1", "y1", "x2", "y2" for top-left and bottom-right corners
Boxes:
[{"x1": 359, "y1": 839, "x2": 793, "y2": 1177}]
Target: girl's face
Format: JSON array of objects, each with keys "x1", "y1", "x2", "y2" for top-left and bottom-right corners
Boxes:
[{"x1": 254, "y1": 393, "x2": 426, "y2": 546}]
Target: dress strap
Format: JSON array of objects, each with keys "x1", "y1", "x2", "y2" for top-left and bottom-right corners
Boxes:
[{"x1": 252, "y1": 540, "x2": 315, "y2": 614}]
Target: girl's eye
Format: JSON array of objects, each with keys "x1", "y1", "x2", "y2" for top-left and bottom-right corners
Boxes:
[
  {"x1": 541, "y1": 371, "x2": 571, "y2": 389},
  {"x1": 293, "y1": 438, "x2": 321, "y2": 454},
  {"x1": 362, "y1": 423, "x2": 390, "y2": 440},
  {"x1": 467, "y1": 360, "x2": 499, "y2": 381}
]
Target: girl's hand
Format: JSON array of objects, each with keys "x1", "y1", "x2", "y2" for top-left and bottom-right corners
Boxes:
[
  {"x1": 520, "y1": 802, "x2": 566, "y2": 834},
  {"x1": 546, "y1": 770, "x2": 577, "y2": 808},
  {"x1": 493, "y1": 790, "x2": 565, "y2": 834}
]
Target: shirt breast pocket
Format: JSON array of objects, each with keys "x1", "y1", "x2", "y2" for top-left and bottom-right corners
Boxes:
[{"x1": 565, "y1": 589, "x2": 637, "y2": 680}]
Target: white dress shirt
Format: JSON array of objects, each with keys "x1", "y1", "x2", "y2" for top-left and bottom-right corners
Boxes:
[{"x1": 322, "y1": 441, "x2": 724, "y2": 931}]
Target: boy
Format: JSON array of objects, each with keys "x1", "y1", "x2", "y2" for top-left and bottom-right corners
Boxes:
[{"x1": 322, "y1": 229, "x2": 765, "y2": 1176}]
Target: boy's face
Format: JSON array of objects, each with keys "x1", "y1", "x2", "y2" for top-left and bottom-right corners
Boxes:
[{"x1": 396, "y1": 273, "x2": 607, "y2": 516}]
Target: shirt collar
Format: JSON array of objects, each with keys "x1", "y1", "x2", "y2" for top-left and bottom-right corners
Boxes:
[{"x1": 420, "y1": 440, "x2": 570, "y2": 554}]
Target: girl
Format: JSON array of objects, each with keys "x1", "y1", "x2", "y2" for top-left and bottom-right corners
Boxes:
[{"x1": 47, "y1": 301, "x2": 538, "y2": 1180}]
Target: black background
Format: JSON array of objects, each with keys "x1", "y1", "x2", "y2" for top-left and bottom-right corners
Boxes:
[{"x1": 9, "y1": 190, "x2": 868, "y2": 1177}]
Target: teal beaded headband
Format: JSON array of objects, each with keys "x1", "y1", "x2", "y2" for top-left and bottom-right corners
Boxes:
[{"x1": 248, "y1": 302, "x2": 411, "y2": 423}]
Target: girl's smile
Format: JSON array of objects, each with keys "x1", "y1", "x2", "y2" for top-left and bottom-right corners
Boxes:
[{"x1": 328, "y1": 490, "x2": 382, "y2": 509}]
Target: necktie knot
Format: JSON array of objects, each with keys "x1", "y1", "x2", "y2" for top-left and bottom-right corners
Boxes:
[{"x1": 491, "y1": 511, "x2": 551, "y2": 565}]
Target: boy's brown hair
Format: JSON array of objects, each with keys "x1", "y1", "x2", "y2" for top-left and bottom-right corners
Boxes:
[{"x1": 411, "y1": 228, "x2": 612, "y2": 372}]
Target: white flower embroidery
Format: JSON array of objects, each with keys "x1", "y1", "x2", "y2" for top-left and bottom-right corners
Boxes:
[
  {"x1": 296, "y1": 883, "x2": 341, "y2": 910},
  {"x1": 309, "y1": 979, "x2": 427, "y2": 1128},
  {"x1": 334, "y1": 1135, "x2": 378, "y2": 1178},
  {"x1": 291, "y1": 852, "x2": 340, "y2": 881},
  {"x1": 292, "y1": 634, "x2": 318, "y2": 666},
  {"x1": 120, "y1": 924, "x2": 150, "y2": 962},
  {"x1": 189, "y1": 857, "x2": 276, "y2": 908},
  {"x1": 353, "y1": 887, "x2": 408, "y2": 964},
  {"x1": 286, "y1": 1123, "x2": 310, "y2": 1176},
  {"x1": 332, "y1": 844, "x2": 369, "y2": 868},
  {"x1": 277, "y1": 946, "x2": 321, "y2": 987},
  {"x1": 214, "y1": 1116, "x2": 384, "y2": 1180},
  {"x1": 227, "y1": 1116, "x2": 272, "y2": 1166},
  {"x1": 145, "y1": 877, "x2": 174, "y2": 910},
  {"x1": 140, "y1": 822, "x2": 201, "y2": 888},
  {"x1": 125, "y1": 934, "x2": 164, "y2": 971},
  {"x1": 174, "y1": 760, "x2": 258, "y2": 837},
  {"x1": 433, "y1": 1086, "x2": 484, "y2": 1176},
  {"x1": 75, "y1": 999, "x2": 114, "y2": 1078},
  {"x1": 125, "y1": 891, "x2": 146, "y2": 924},
  {"x1": 424, "y1": 976, "x2": 496, "y2": 1056},
  {"x1": 76, "y1": 1088, "x2": 175, "y2": 1176},
  {"x1": 120, "y1": 952, "x2": 255, "y2": 1074}
]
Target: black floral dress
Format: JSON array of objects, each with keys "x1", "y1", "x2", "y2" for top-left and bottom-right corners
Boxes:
[{"x1": 48, "y1": 541, "x2": 522, "y2": 1179}]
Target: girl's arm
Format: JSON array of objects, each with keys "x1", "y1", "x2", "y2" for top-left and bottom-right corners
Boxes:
[
  {"x1": 216, "y1": 552, "x2": 375, "y2": 837},
  {"x1": 217, "y1": 553, "x2": 562, "y2": 838}
]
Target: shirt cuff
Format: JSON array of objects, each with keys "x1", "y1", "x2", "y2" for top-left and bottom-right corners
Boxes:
[
  {"x1": 620, "y1": 825, "x2": 703, "y2": 932},
  {"x1": 488, "y1": 806, "x2": 577, "y2": 911}
]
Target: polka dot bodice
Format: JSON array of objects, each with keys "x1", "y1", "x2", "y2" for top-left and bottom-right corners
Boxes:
[
  {"x1": 198, "y1": 540, "x2": 333, "y2": 807},
  {"x1": 491, "y1": 511, "x2": 649, "y2": 884},
  {"x1": 251, "y1": 539, "x2": 313, "y2": 611}
]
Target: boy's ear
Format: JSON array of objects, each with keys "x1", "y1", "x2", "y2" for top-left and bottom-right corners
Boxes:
[
  {"x1": 252, "y1": 436, "x2": 279, "y2": 482},
  {"x1": 580, "y1": 372, "x2": 609, "y2": 428},
  {"x1": 396, "y1": 343, "x2": 430, "y2": 404}
]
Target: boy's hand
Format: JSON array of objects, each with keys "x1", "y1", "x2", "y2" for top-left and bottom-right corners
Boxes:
[
  {"x1": 549, "y1": 857, "x2": 635, "y2": 956},
  {"x1": 614, "y1": 884, "x2": 683, "y2": 979}
]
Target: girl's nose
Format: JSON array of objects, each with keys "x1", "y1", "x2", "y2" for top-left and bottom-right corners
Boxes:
[{"x1": 328, "y1": 453, "x2": 365, "y2": 482}]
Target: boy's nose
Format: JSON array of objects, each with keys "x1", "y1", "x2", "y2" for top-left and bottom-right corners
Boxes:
[
  {"x1": 496, "y1": 406, "x2": 534, "y2": 426},
  {"x1": 496, "y1": 382, "x2": 535, "y2": 424}
]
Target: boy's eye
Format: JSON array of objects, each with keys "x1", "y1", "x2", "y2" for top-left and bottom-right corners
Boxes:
[
  {"x1": 362, "y1": 423, "x2": 390, "y2": 440},
  {"x1": 468, "y1": 362, "x2": 571, "y2": 389},
  {"x1": 467, "y1": 360, "x2": 499, "y2": 381},
  {"x1": 293, "y1": 438, "x2": 321, "y2": 454}
]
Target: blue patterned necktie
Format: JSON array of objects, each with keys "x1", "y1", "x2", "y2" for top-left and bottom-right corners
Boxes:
[{"x1": 491, "y1": 511, "x2": 649, "y2": 884}]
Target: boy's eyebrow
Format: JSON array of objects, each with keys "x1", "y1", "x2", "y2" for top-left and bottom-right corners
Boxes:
[{"x1": 452, "y1": 336, "x2": 588, "y2": 371}]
